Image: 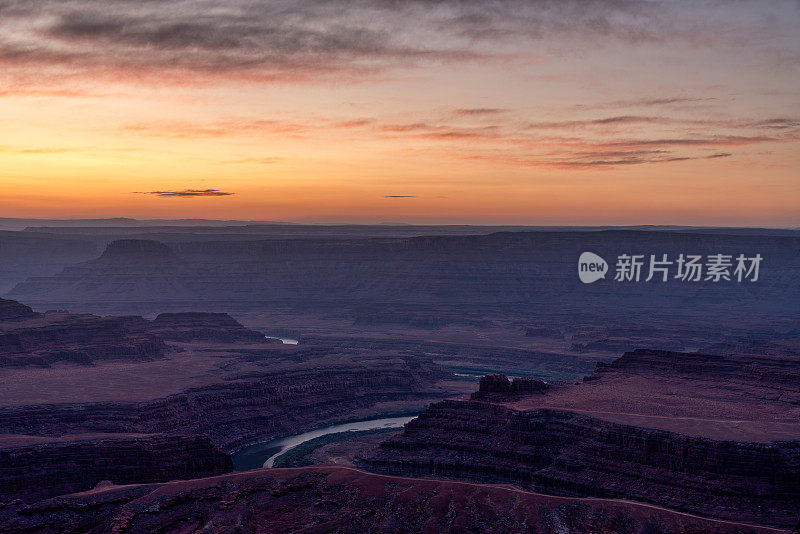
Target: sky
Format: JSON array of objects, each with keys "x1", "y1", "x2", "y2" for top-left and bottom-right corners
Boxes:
[{"x1": 1, "y1": 0, "x2": 798, "y2": 225}]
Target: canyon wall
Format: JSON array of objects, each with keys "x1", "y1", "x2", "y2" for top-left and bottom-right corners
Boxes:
[
  {"x1": 363, "y1": 349, "x2": 800, "y2": 532},
  {"x1": 0, "y1": 434, "x2": 231, "y2": 501},
  {"x1": 0, "y1": 360, "x2": 450, "y2": 453}
]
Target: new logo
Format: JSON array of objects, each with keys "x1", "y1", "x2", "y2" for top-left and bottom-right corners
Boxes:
[{"x1": 578, "y1": 252, "x2": 608, "y2": 284}]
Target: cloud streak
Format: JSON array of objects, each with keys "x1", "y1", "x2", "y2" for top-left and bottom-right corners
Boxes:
[
  {"x1": 134, "y1": 189, "x2": 235, "y2": 197},
  {"x1": 118, "y1": 108, "x2": 800, "y2": 170}
]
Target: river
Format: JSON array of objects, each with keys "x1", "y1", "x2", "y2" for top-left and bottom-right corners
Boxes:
[
  {"x1": 265, "y1": 336, "x2": 299, "y2": 345},
  {"x1": 231, "y1": 415, "x2": 415, "y2": 470}
]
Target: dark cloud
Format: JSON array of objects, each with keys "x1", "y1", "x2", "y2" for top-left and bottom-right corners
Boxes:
[
  {"x1": 0, "y1": 0, "x2": 694, "y2": 86},
  {"x1": 375, "y1": 122, "x2": 501, "y2": 140},
  {"x1": 0, "y1": 0, "x2": 793, "y2": 99},
  {"x1": 134, "y1": 189, "x2": 235, "y2": 197},
  {"x1": 385, "y1": 195, "x2": 416, "y2": 198}
]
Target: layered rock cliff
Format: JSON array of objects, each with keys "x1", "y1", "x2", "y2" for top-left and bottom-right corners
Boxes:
[
  {"x1": 364, "y1": 401, "x2": 799, "y2": 527},
  {"x1": 0, "y1": 296, "x2": 460, "y2": 502},
  {"x1": 363, "y1": 350, "x2": 800, "y2": 528},
  {"x1": 0, "y1": 434, "x2": 231, "y2": 501},
  {"x1": 0, "y1": 357, "x2": 451, "y2": 454}
]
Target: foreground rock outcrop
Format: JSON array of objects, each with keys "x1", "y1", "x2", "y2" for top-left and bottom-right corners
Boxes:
[
  {"x1": 365, "y1": 401, "x2": 800, "y2": 528},
  {"x1": 363, "y1": 350, "x2": 800, "y2": 528},
  {"x1": 0, "y1": 466, "x2": 783, "y2": 534}
]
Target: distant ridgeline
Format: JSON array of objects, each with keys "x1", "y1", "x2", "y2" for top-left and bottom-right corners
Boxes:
[{"x1": 5, "y1": 231, "x2": 799, "y2": 321}]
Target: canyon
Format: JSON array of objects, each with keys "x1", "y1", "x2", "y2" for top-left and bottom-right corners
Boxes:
[
  {"x1": 363, "y1": 350, "x2": 800, "y2": 528},
  {"x1": 0, "y1": 297, "x2": 462, "y2": 503},
  {"x1": 0, "y1": 223, "x2": 797, "y2": 532}
]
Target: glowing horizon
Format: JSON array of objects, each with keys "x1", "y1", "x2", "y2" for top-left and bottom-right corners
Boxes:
[{"x1": 1, "y1": 0, "x2": 798, "y2": 225}]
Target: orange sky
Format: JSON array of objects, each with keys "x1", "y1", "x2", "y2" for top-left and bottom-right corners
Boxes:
[{"x1": 1, "y1": 0, "x2": 798, "y2": 225}]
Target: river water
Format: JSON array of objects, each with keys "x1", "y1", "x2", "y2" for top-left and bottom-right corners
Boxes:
[
  {"x1": 265, "y1": 336, "x2": 299, "y2": 345},
  {"x1": 231, "y1": 415, "x2": 415, "y2": 470}
]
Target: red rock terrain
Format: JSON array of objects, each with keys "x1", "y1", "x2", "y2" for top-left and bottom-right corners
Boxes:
[
  {"x1": 1, "y1": 289, "x2": 797, "y2": 531},
  {"x1": 0, "y1": 297, "x2": 462, "y2": 502},
  {"x1": 0, "y1": 466, "x2": 786, "y2": 534},
  {"x1": 364, "y1": 350, "x2": 800, "y2": 528}
]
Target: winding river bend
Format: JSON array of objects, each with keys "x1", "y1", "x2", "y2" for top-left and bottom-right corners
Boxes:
[{"x1": 232, "y1": 416, "x2": 415, "y2": 471}]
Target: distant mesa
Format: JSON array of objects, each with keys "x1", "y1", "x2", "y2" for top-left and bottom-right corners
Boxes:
[{"x1": 97, "y1": 239, "x2": 178, "y2": 263}]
